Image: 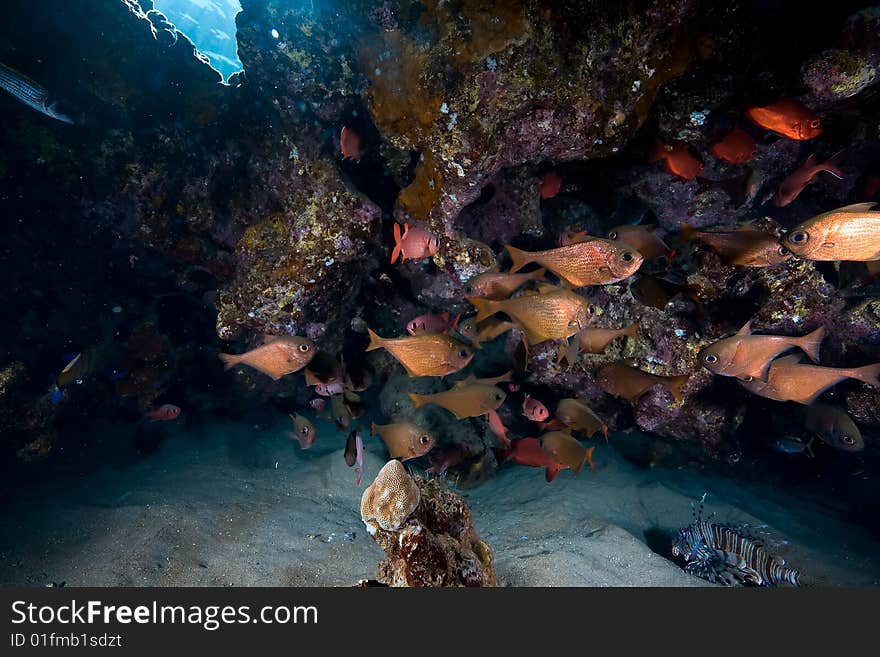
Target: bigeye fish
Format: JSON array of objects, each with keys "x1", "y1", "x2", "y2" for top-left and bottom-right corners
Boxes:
[
  {"x1": 390, "y1": 223, "x2": 439, "y2": 264},
  {"x1": 289, "y1": 413, "x2": 316, "y2": 449},
  {"x1": 709, "y1": 126, "x2": 757, "y2": 164},
  {"x1": 738, "y1": 354, "x2": 880, "y2": 405},
  {"x1": 597, "y1": 362, "x2": 689, "y2": 403},
  {"x1": 805, "y1": 404, "x2": 863, "y2": 452},
  {"x1": 773, "y1": 152, "x2": 844, "y2": 207},
  {"x1": 371, "y1": 421, "x2": 435, "y2": 461},
  {"x1": 558, "y1": 321, "x2": 639, "y2": 366},
  {"x1": 406, "y1": 311, "x2": 457, "y2": 336},
  {"x1": 522, "y1": 394, "x2": 550, "y2": 422},
  {"x1": 649, "y1": 139, "x2": 704, "y2": 180},
  {"x1": 783, "y1": 202, "x2": 880, "y2": 262},
  {"x1": 409, "y1": 383, "x2": 506, "y2": 419},
  {"x1": 698, "y1": 321, "x2": 825, "y2": 381},
  {"x1": 366, "y1": 328, "x2": 473, "y2": 377},
  {"x1": 505, "y1": 240, "x2": 643, "y2": 287},
  {"x1": 554, "y1": 398, "x2": 608, "y2": 441},
  {"x1": 0, "y1": 62, "x2": 73, "y2": 124},
  {"x1": 496, "y1": 437, "x2": 566, "y2": 482},
  {"x1": 219, "y1": 336, "x2": 316, "y2": 381},
  {"x1": 463, "y1": 269, "x2": 546, "y2": 301},
  {"x1": 540, "y1": 431, "x2": 597, "y2": 476},
  {"x1": 340, "y1": 126, "x2": 361, "y2": 161},
  {"x1": 606, "y1": 226, "x2": 671, "y2": 261},
  {"x1": 680, "y1": 224, "x2": 791, "y2": 268},
  {"x1": 746, "y1": 98, "x2": 822, "y2": 141}
]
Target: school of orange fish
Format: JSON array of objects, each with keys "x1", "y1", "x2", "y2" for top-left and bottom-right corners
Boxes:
[{"x1": 215, "y1": 98, "x2": 880, "y2": 483}]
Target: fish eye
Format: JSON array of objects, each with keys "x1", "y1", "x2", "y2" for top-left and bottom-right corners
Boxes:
[
  {"x1": 809, "y1": 119, "x2": 821, "y2": 129},
  {"x1": 419, "y1": 435, "x2": 430, "y2": 444},
  {"x1": 494, "y1": 393, "x2": 503, "y2": 401},
  {"x1": 587, "y1": 304, "x2": 597, "y2": 315},
  {"x1": 742, "y1": 376, "x2": 754, "y2": 382},
  {"x1": 789, "y1": 231, "x2": 809, "y2": 244},
  {"x1": 301, "y1": 427, "x2": 309, "y2": 434},
  {"x1": 704, "y1": 354, "x2": 718, "y2": 364},
  {"x1": 465, "y1": 286, "x2": 473, "y2": 294},
  {"x1": 299, "y1": 343, "x2": 310, "y2": 352},
  {"x1": 608, "y1": 231, "x2": 618, "y2": 240},
  {"x1": 459, "y1": 349, "x2": 469, "y2": 358},
  {"x1": 843, "y1": 435, "x2": 855, "y2": 445},
  {"x1": 622, "y1": 252, "x2": 635, "y2": 262},
  {"x1": 778, "y1": 246, "x2": 790, "y2": 256}
]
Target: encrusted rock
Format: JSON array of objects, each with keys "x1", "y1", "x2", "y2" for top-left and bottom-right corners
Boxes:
[{"x1": 360, "y1": 459, "x2": 421, "y2": 534}]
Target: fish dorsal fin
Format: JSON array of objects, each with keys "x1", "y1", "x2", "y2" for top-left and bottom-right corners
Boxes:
[
  {"x1": 536, "y1": 283, "x2": 562, "y2": 294},
  {"x1": 737, "y1": 320, "x2": 753, "y2": 336},
  {"x1": 773, "y1": 354, "x2": 804, "y2": 367},
  {"x1": 837, "y1": 202, "x2": 878, "y2": 213},
  {"x1": 453, "y1": 376, "x2": 475, "y2": 388}
]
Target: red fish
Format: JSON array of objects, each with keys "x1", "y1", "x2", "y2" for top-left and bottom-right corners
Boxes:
[
  {"x1": 649, "y1": 139, "x2": 703, "y2": 180},
  {"x1": 144, "y1": 404, "x2": 180, "y2": 422},
  {"x1": 315, "y1": 381, "x2": 345, "y2": 396},
  {"x1": 486, "y1": 409, "x2": 510, "y2": 447},
  {"x1": 522, "y1": 394, "x2": 550, "y2": 422},
  {"x1": 746, "y1": 99, "x2": 822, "y2": 141},
  {"x1": 773, "y1": 152, "x2": 845, "y2": 207},
  {"x1": 391, "y1": 223, "x2": 439, "y2": 264},
  {"x1": 340, "y1": 126, "x2": 361, "y2": 161},
  {"x1": 500, "y1": 437, "x2": 567, "y2": 482},
  {"x1": 406, "y1": 311, "x2": 457, "y2": 336},
  {"x1": 539, "y1": 171, "x2": 562, "y2": 199},
  {"x1": 710, "y1": 126, "x2": 757, "y2": 164}
]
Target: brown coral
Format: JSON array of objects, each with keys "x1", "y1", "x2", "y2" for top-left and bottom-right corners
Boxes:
[{"x1": 360, "y1": 459, "x2": 421, "y2": 534}]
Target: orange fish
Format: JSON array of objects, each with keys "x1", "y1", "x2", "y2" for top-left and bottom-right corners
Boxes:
[
  {"x1": 454, "y1": 370, "x2": 514, "y2": 387},
  {"x1": 486, "y1": 409, "x2": 510, "y2": 447},
  {"x1": 340, "y1": 126, "x2": 361, "y2": 160},
  {"x1": 366, "y1": 328, "x2": 473, "y2": 377},
  {"x1": 709, "y1": 126, "x2": 757, "y2": 164},
  {"x1": 597, "y1": 362, "x2": 689, "y2": 403},
  {"x1": 649, "y1": 139, "x2": 703, "y2": 180},
  {"x1": 698, "y1": 321, "x2": 825, "y2": 381},
  {"x1": 144, "y1": 404, "x2": 180, "y2": 422},
  {"x1": 505, "y1": 239, "x2": 643, "y2": 287},
  {"x1": 558, "y1": 321, "x2": 639, "y2": 365},
  {"x1": 680, "y1": 223, "x2": 791, "y2": 267},
  {"x1": 468, "y1": 288, "x2": 598, "y2": 346},
  {"x1": 554, "y1": 398, "x2": 607, "y2": 441},
  {"x1": 463, "y1": 269, "x2": 546, "y2": 300},
  {"x1": 219, "y1": 336, "x2": 316, "y2": 381},
  {"x1": 738, "y1": 354, "x2": 880, "y2": 405},
  {"x1": 289, "y1": 413, "x2": 316, "y2": 449},
  {"x1": 773, "y1": 152, "x2": 844, "y2": 207},
  {"x1": 540, "y1": 431, "x2": 596, "y2": 475},
  {"x1": 606, "y1": 225, "x2": 671, "y2": 261},
  {"x1": 475, "y1": 317, "x2": 518, "y2": 343},
  {"x1": 391, "y1": 223, "x2": 439, "y2": 264},
  {"x1": 498, "y1": 437, "x2": 566, "y2": 482},
  {"x1": 409, "y1": 383, "x2": 506, "y2": 419},
  {"x1": 746, "y1": 99, "x2": 822, "y2": 140},
  {"x1": 539, "y1": 171, "x2": 562, "y2": 199},
  {"x1": 371, "y1": 421, "x2": 435, "y2": 461},
  {"x1": 783, "y1": 202, "x2": 880, "y2": 262}
]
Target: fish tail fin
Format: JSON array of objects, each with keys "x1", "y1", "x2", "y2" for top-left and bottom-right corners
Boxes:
[
  {"x1": 797, "y1": 326, "x2": 826, "y2": 363},
  {"x1": 666, "y1": 374, "x2": 690, "y2": 403},
  {"x1": 469, "y1": 297, "x2": 499, "y2": 323},
  {"x1": 365, "y1": 328, "x2": 384, "y2": 352},
  {"x1": 624, "y1": 321, "x2": 640, "y2": 340},
  {"x1": 391, "y1": 223, "x2": 403, "y2": 264},
  {"x1": 545, "y1": 463, "x2": 560, "y2": 483},
  {"x1": 218, "y1": 353, "x2": 240, "y2": 370},
  {"x1": 504, "y1": 244, "x2": 532, "y2": 273},
  {"x1": 531, "y1": 267, "x2": 547, "y2": 281},
  {"x1": 849, "y1": 363, "x2": 880, "y2": 388},
  {"x1": 408, "y1": 393, "x2": 425, "y2": 408},
  {"x1": 679, "y1": 223, "x2": 698, "y2": 243},
  {"x1": 584, "y1": 446, "x2": 596, "y2": 473}
]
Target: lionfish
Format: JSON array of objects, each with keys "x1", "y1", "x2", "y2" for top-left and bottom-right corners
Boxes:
[{"x1": 671, "y1": 494, "x2": 801, "y2": 587}]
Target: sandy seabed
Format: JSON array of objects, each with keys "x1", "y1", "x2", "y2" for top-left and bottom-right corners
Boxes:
[{"x1": 1, "y1": 417, "x2": 877, "y2": 587}]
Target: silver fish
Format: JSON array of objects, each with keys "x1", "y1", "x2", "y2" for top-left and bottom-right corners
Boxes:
[{"x1": 0, "y1": 62, "x2": 73, "y2": 124}]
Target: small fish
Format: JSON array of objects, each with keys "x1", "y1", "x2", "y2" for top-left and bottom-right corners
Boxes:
[
  {"x1": 344, "y1": 423, "x2": 360, "y2": 465},
  {"x1": 805, "y1": 404, "x2": 863, "y2": 452},
  {"x1": 738, "y1": 354, "x2": 880, "y2": 405},
  {"x1": 680, "y1": 224, "x2": 791, "y2": 267},
  {"x1": 709, "y1": 126, "x2": 757, "y2": 164},
  {"x1": 505, "y1": 240, "x2": 643, "y2": 287},
  {"x1": 391, "y1": 223, "x2": 439, "y2": 264},
  {"x1": 219, "y1": 336, "x2": 316, "y2": 381},
  {"x1": 539, "y1": 171, "x2": 562, "y2": 199},
  {"x1": 340, "y1": 126, "x2": 361, "y2": 160},
  {"x1": 406, "y1": 311, "x2": 456, "y2": 335},
  {"x1": 330, "y1": 394, "x2": 351, "y2": 429},
  {"x1": 354, "y1": 433, "x2": 365, "y2": 485},
  {"x1": 310, "y1": 398, "x2": 326, "y2": 413},
  {"x1": 554, "y1": 398, "x2": 608, "y2": 441},
  {"x1": 468, "y1": 287, "x2": 598, "y2": 346},
  {"x1": 783, "y1": 202, "x2": 880, "y2": 262},
  {"x1": 773, "y1": 152, "x2": 845, "y2": 207},
  {"x1": 649, "y1": 139, "x2": 703, "y2": 180},
  {"x1": 558, "y1": 229, "x2": 591, "y2": 246},
  {"x1": 475, "y1": 317, "x2": 518, "y2": 343},
  {"x1": 289, "y1": 413, "x2": 316, "y2": 449},
  {"x1": 630, "y1": 276, "x2": 701, "y2": 309},
  {"x1": 371, "y1": 421, "x2": 435, "y2": 461},
  {"x1": 0, "y1": 62, "x2": 73, "y2": 124},
  {"x1": 144, "y1": 404, "x2": 181, "y2": 422},
  {"x1": 522, "y1": 394, "x2": 550, "y2": 422},
  {"x1": 409, "y1": 383, "x2": 506, "y2": 419},
  {"x1": 366, "y1": 328, "x2": 473, "y2": 377},
  {"x1": 771, "y1": 435, "x2": 814, "y2": 457},
  {"x1": 463, "y1": 269, "x2": 547, "y2": 300},
  {"x1": 698, "y1": 321, "x2": 825, "y2": 381},
  {"x1": 597, "y1": 362, "x2": 689, "y2": 403},
  {"x1": 746, "y1": 98, "x2": 822, "y2": 140},
  {"x1": 541, "y1": 431, "x2": 596, "y2": 475},
  {"x1": 315, "y1": 381, "x2": 346, "y2": 396},
  {"x1": 497, "y1": 437, "x2": 565, "y2": 482},
  {"x1": 453, "y1": 369, "x2": 514, "y2": 387},
  {"x1": 486, "y1": 409, "x2": 510, "y2": 447},
  {"x1": 606, "y1": 225, "x2": 672, "y2": 261},
  {"x1": 559, "y1": 321, "x2": 639, "y2": 365}
]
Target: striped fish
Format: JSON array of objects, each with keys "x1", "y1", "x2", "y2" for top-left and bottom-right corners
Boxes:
[
  {"x1": 671, "y1": 494, "x2": 801, "y2": 587},
  {"x1": 0, "y1": 62, "x2": 73, "y2": 124}
]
